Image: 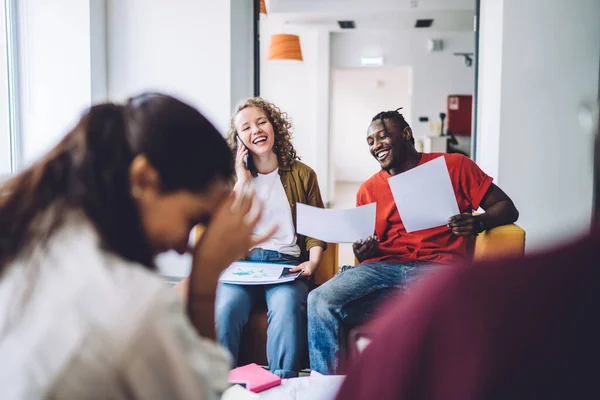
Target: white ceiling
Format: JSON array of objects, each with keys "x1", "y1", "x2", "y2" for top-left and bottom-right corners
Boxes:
[
  {"x1": 266, "y1": 0, "x2": 476, "y2": 32},
  {"x1": 268, "y1": 0, "x2": 475, "y2": 13}
]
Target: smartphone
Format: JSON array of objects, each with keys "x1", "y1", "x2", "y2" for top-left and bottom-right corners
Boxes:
[{"x1": 236, "y1": 134, "x2": 249, "y2": 170}]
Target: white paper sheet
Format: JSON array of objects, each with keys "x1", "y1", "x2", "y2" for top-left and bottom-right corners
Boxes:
[
  {"x1": 296, "y1": 203, "x2": 376, "y2": 243},
  {"x1": 387, "y1": 156, "x2": 460, "y2": 233},
  {"x1": 258, "y1": 376, "x2": 346, "y2": 400},
  {"x1": 222, "y1": 384, "x2": 260, "y2": 400},
  {"x1": 219, "y1": 261, "x2": 301, "y2": 285}
]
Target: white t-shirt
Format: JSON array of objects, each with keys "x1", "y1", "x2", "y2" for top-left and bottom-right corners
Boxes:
[
  {"x1": 251, "y1": 169, "x2": 301, "y2": 257},
  {"x1": 0, "y1": 211, "x2": 231, "y2": 399}
]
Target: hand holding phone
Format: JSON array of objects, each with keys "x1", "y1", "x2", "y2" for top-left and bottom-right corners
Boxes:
[
  {"x1": 235, "y1": 135, "x2": 251, "y2": 183},
  {"x1": 236, "y1": 135, "x2": 249, "y2": 170}
]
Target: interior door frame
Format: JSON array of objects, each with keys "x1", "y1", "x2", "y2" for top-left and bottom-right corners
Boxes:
[
  {"x1": 254, "y1": 0, "x2": 483, "y2": 162},
  {"x1": 253, "y1": 0, "x2": 260, "y2": 97},
  {"x1": 594, "y1": 52, "x2": 600, "y2": 222},
  {"x1": 470, "y1": 0, "x2": 481, "y2": 161}
]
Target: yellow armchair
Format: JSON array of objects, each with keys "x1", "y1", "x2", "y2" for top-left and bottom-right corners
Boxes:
[{"x1": 473, "y1": 224, "x2": 526, "y2": 261}]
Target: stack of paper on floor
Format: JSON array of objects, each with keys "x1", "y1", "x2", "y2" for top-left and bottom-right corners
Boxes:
[
  {"x1": 228, "y1": 363, "x2": 282, "y2": 393},
  {"x1": 219, "y1": 261, "x2": 302, "y2": 285},
  {"x1": 222, "y1": 384, "x2": 260, "y2": 400}
]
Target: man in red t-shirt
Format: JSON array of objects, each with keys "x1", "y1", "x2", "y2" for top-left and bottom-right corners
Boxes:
[
  {"x1": 335, "y1": 102, "x2": 600, "y2": 399},
  {"x1": 308, "y1": 108, "x2": 519, "y2": 374}
]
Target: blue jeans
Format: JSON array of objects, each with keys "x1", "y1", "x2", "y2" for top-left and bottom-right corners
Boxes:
[
  {"x1": 215, "y1": 249, "x2": 308, "y2": 378},
  {"x1": 308, "y1": 261, "x2": 433, "y2": 374}
]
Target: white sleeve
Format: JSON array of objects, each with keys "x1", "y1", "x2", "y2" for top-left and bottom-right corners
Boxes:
[{"x1": 120, "y1": 288, "x2": 232, "y2": 400}]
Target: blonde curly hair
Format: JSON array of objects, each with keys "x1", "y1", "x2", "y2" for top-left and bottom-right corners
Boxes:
[{"x1": 226, "y1": 97, "x2": 299, "y2": 175}]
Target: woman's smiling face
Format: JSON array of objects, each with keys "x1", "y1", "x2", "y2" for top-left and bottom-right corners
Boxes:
[{"x1": 234, "y1": 107, "x2": 276, "y2": 157}]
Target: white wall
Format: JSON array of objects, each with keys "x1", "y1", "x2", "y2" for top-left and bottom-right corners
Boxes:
[
  {"x1": 106, "y1": 0, "x2": 253, "y2": 132},
  {"x1": 475, "y1": 0, "x2": 503, "y2": 180},
  {"x1": 0, "y1": 2, "x2": 12, "y2": 174},
  {"x1": 477, "y1": 0, "x2": 600, "y2": 251},
  {"x1": 260, "y1": 22, "x2": 332, "y2": 203},
  {"x1": 331, "y1": 67, "x2": 412, "y2": 183},
  {"x1": 90, "y1": 0, "x2": 108, "y2": 104},
  {"x1": 331, "y1": 31, "x2": 475, "y2": 139},
  {"x1": 17, "y1": 0, "x2": 97, "y2": 166},
  {"x1": 106, "y1": 0, "x2": 229, "y2": 129}
]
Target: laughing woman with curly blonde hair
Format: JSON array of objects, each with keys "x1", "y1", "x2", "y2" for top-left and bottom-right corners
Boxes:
[{"x1": 217, "y1": 97, "x2": 327, "y2": 378}]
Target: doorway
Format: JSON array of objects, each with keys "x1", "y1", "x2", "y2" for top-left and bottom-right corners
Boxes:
[{"x1": 329, "y1": 66, "x2": 412, "y2": 265}]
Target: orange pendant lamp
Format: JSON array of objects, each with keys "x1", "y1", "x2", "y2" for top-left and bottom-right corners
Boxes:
[
  {"x1": 267, "y1": 34, "x2": 303, "y2": 61},
  {"x1": 259, "y1": 0, "x2": 267, "y2": 14}
]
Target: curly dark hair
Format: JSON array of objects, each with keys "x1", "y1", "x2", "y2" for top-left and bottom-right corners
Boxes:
[{"x1": 226, "y1": 97, "x2": 299, "y2": 176}]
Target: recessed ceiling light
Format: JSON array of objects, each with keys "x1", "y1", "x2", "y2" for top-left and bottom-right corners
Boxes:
[
  {"x1": 361, "y1": 56, "x2": 384, "y2": 67},
  {"x1": 338, "y1": 20, "x2": 356, "y2": 29},
  {"x1": 415, "y1": 19, "x2": 434, "y2": 28}
]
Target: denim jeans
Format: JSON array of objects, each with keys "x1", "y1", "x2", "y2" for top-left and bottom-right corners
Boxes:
[
  {"x1": 308, "y1": 261, "x2": 434, "y2": 374},
  {"x1": 215, "y1": 248, "x2": 308, "y2": 378}
]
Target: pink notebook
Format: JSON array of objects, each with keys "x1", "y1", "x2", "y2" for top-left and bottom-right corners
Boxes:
[{"x1": 228, "y1": 363, "x2": 282, "y2": 393}]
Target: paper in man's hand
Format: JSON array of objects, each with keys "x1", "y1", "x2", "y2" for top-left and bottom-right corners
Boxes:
[{"x1": 387, "y1": 156, "x2": 459, "y2": 232}]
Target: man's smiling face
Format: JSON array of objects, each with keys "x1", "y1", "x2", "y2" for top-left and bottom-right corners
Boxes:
[{"x1": 366, "y1": 119, "x2": 413, "y2": 171}]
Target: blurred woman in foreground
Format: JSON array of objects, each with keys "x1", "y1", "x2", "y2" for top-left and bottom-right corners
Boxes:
[{"x1": 0, "y1": 93, "x2": 273, "y2": 399}]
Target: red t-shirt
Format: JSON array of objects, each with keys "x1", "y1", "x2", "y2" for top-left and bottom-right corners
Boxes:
[{"x1": 356, "y1": 153, "x2": 493, "y2": 265}]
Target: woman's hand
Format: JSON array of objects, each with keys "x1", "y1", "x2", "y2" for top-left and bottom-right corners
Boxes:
[
  {"x1": 235, "y1": 143, "x2": 251, "y2": 184},
  {"x1": 289, "y1": 260, "x2": 317, "y2": 278},
  {"x1": 289, "y1": 246, "x2": 323, "y2": 279}
]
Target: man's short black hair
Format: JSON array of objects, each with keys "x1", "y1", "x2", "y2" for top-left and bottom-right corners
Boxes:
[{"x1": 371, "y1": 108, "x2": 414, "y2": 145}]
